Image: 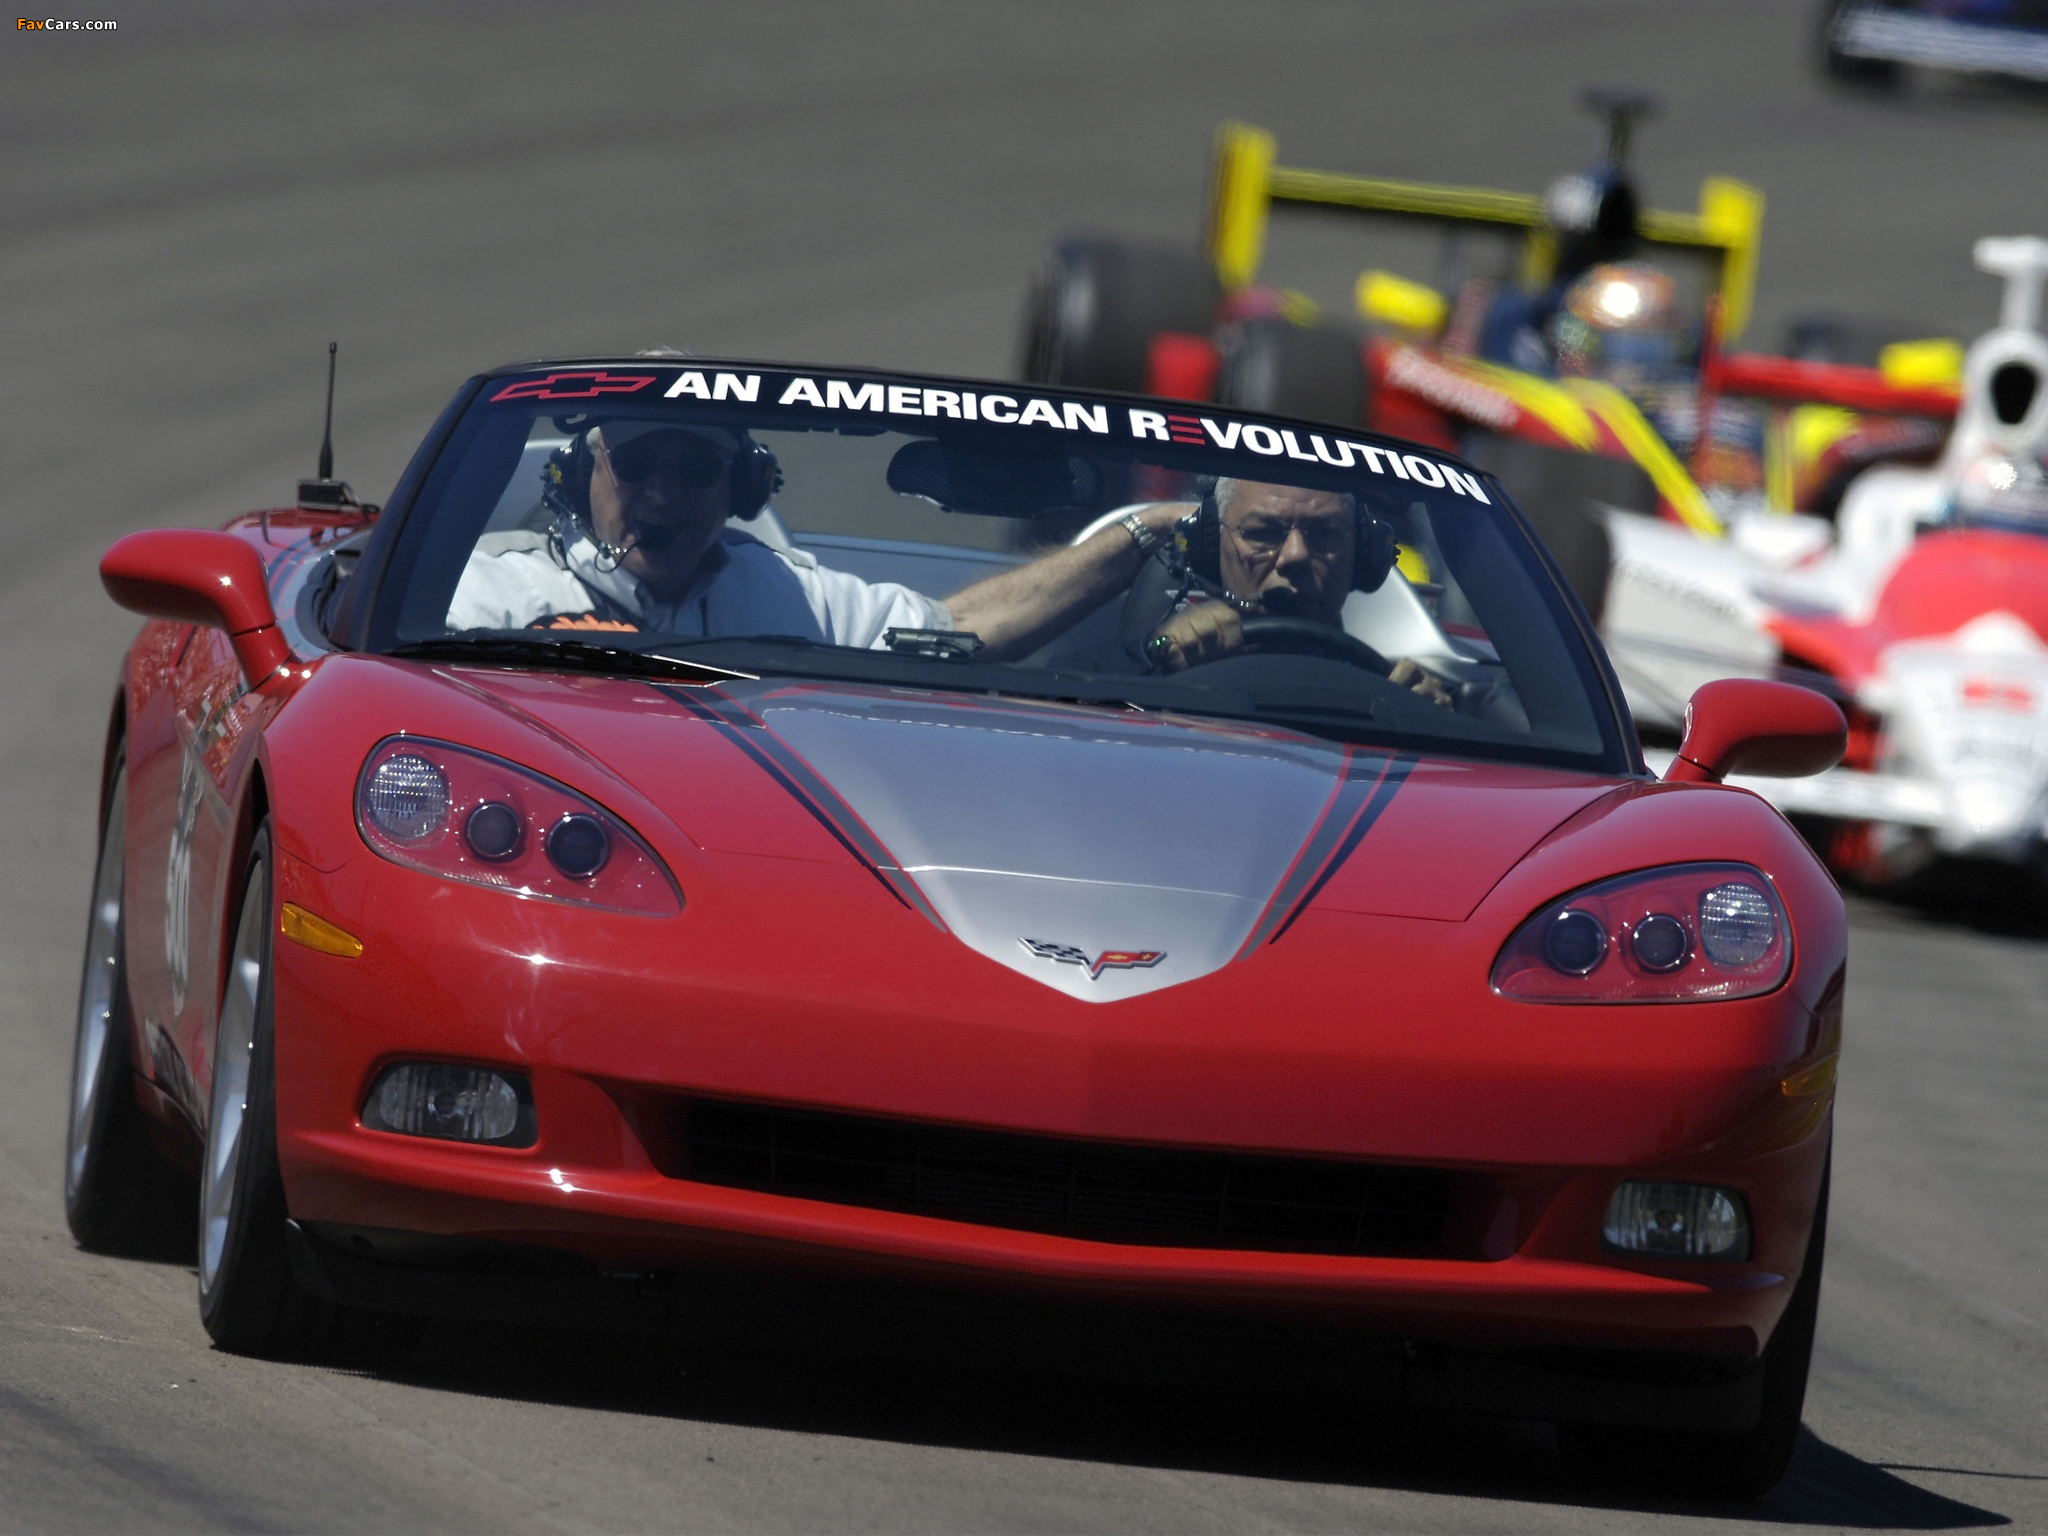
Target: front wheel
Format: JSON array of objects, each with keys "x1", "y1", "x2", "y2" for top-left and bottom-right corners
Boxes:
[
  {"x1": 65, "y1": 754, "x2": 184, "y2": 1253},
  {"x1": 197, "y1": 821, "x2": 331, "y2": 1356},
  {"x1": 1560, "y1": 1155, "x2": 1829, "y2": 1500}
]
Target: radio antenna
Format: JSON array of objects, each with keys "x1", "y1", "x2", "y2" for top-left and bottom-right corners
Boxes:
[
  {"x1": 318, "y1": 341, "x2": 337, "y2": 482},
  {"x1": 297, "y1": 341, "x2": 366, "y2": 511}
]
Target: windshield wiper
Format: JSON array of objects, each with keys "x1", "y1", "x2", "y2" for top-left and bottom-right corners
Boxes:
[
  {"x1": 1145, "y1": 686, "x2": 1380, "y2": 743},
  {"x1": 389, "y1": 636, "x2": 754, "y2": 685},
  {"x1": 883, "y1": 627, "x2": 986, "y2": 660},
  {"x1": 1245, "y1": 687, "x2": 1375, "y2": 722}
]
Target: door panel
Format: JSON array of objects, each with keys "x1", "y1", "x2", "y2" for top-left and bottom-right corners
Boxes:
[
  {"x1": 122, "y1": 621, "x2": 194, "y2": 1115},
  {"x1": 174, "y1": 627, "x2": 268, "y2": 1115}
]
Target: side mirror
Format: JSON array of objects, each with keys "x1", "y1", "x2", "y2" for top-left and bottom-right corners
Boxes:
[
  {"x1": 1665, "y1": 679, "x2": 1847, "y2": 784},
  {"x1": 100, "y1": 530, "x2": 291, "y2": 685}
]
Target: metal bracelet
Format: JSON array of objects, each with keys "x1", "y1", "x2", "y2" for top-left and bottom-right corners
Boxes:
[{"x1": 1121, "y1": 512, "x2": 1161, "y2": 558}]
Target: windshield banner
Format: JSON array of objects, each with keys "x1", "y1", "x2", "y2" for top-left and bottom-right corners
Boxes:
[{"x1": 489, "y1": 367, "x2": 1491, "y2": 501}]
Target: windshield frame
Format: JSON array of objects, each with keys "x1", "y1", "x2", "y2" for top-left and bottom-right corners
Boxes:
[{"x1": 352, "y1": 358, "x2": 1646, "y2": 777}]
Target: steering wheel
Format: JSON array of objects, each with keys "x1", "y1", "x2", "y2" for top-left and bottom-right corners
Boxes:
[{"x1": 1238, "y1": 616, "x2": 1393, "y2": 676}]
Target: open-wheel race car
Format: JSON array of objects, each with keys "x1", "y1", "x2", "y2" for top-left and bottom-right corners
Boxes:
[
  {"x1": 1617, "y1": 238, "x2": 2048, "y2": 887},
  {"x1": 1819, "y1": 0, "x2": 2048, "y2": 94},
  {"x1": 1018, "y1": 93, "x2": 1964, "y2": 662},
  {"x1": 72, "y1": 354, "x2": 1849, "y2": 1498}
]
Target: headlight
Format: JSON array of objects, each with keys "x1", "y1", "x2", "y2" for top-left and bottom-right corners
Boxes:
[
  {"x1": 1491, "y1": 863, "x2": 1789, "y2": 1003},
  {"x1": 1602, "y1": 1181, "x2": 1750, "y2": 1260},
  {"x1": 355, "y1": 736, "x2": 681, "y2": 916},
  {"x1": 362, "y1": 1061, "x2": 536, "y2": 1147},
  {"x1": 363, "y1": 754, "x2": 450, "y2": 840}
]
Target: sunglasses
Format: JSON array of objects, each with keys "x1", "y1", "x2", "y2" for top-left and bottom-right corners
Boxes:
[
  {"x1": 604, "y1": 432, "x2": 731, "y2": 487},
  {"x1": 1229, "y1": 515, "x2": 1351, "y2": 558}
]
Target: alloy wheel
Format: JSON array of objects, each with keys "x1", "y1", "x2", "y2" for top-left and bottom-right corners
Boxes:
[
  {"x1": 66, "y1": 776, "x2": 127, "y2": 1208},
  {"x1": 199, "y1": 862, "x2": 266, "y2": 1296}
]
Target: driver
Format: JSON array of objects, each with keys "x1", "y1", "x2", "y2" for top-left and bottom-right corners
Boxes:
[{"x1": 1140, "y1": 478, "x2": 1452, "y2": 703}]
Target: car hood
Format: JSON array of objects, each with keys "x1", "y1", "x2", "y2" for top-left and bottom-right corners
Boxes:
[{"x1": 448, "y1": 672, "x2": 1621, "y2": 1002}]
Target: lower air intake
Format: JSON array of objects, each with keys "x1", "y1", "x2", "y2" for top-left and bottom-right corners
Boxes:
[{"x1": 680, "y1": 1100, "x2": 1453, "y2": 1256}]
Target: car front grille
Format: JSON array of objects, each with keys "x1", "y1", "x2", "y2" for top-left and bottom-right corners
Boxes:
[{"x1": 679, "y1": 1099, "x2": 1455, "y2": 1257}]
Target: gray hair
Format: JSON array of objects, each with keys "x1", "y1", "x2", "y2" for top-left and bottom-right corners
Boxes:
[{"x1": 1212, "y1": 478, "x2": 1355, "y2": 520}]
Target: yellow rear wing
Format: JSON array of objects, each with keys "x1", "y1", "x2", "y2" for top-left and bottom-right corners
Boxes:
[{"x1": 1205, "y1": 122, "x2": 1766, "y2": 344}]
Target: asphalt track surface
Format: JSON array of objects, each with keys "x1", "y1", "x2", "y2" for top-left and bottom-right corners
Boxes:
[{"x1": 4, "y1": 3, "x2": 2046, "y2": 1530}]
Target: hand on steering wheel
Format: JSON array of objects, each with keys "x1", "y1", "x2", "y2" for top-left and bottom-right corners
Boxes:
[
  {"x1": 1386, "y1": 657, "x2": 1456, "y2": 707},
  {"x1": 1145, "y1": 601, "x2": 1250, "y2": 672},
  {"x1": 1147, "y1": 604, "x2": 1395, "y2": 673},
  {"x1": 1146, "y1": 605, "x2": 1452, "y2": 705}
]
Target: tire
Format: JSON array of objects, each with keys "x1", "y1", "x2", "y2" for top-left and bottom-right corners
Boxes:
[
  {"x1": 1214, "y1": 318, "x2": 1369, "y2": 429},
  {"x1": 1560, "y1": 1155, "x2": 1830, "y2": 1501},
  {"x1": 65, "y1": 755, "x2": 185, "y2": 1253},
  {"x1": 1019, "y1": 235, "x2": 1220, "y2": 392},
  {"x1": 1461, "y1": 434, "x2": 1641, "y2": 625},
  {"x1": 197, "y1": 821, "x2": 332, "y2": 1356}
]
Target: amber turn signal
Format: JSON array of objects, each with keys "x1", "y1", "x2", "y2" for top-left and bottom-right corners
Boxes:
[
  {"x1": 1780, "y1": 1057, "x2": 1839, "y2": 1097},
  {"x1": 280, "y1": 902, "x2": 363, "y2": 958}
]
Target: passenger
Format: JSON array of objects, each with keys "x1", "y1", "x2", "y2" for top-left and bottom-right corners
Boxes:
[
  {"x1": 447, "y1": 418, "x2": 1189, "y2": 657},
  {"x1": 447, "y1": 421, "x2": 947, "y2": 644}
]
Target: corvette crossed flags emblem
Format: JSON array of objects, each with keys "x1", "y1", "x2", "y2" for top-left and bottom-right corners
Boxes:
[{"x1": 1020, "y1": 938, "x2": 1166, "y2": 979}]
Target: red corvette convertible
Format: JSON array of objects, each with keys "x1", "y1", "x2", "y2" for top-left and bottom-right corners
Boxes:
[{"x1": 72, "y1": 358, "x2": 1846, "y2": 1496}]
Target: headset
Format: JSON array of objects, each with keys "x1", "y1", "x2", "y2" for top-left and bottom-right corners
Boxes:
[
  {"x1": 542, "y1": 421, "x2": 782, "y2": 564},
  {"x1": 1177, "y1": 476, "x2": 1398, "y2": 596},
  {"x1": 1115, "y1": 476, "x2": 1400, "y2": 668}
]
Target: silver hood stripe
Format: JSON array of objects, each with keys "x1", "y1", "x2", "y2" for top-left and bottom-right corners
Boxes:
[
  {"x1": 1237, "y1": 754, "x2": 1414, "y2": 954},
  {"x1": 659, "y1": 685, "x2": 949, "y2": 930},
  {"x1": 663, "y1": 682, "x2": 1411, "y2": 1001}
]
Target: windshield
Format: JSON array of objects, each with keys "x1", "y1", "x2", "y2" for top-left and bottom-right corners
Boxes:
[{"x1": 370, "y1": 365, "x2": 1631, "y2": 772}]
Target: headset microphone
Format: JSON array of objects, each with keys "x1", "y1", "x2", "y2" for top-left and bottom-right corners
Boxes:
[{"x1": 542, "y1": 421, "x2": 784, "y2": 569}]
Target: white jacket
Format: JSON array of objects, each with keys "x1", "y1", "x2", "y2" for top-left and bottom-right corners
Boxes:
[{"x1": 446, "y1": 527, "x2": 950, "y2": 648}]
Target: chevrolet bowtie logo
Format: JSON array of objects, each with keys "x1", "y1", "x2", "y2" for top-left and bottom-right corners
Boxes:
[{"x1": 1020, "y1": 938, "x2": 1166, "y2": 979}]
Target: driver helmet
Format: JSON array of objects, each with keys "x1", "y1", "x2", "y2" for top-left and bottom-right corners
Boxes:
[
  {"x1": 1550, "y1": 262, "x2": 1687, "y2": 388},
  {"x1": 1950, "y1": 449, "x2": 2048, "y2": 530}
]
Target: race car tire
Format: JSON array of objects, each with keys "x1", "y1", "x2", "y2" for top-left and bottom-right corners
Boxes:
[
  {"x1": 1460, "y1": 433, "x2": 1643, "y2": 625},
  {"x1": 197, "y1": 821, "x2": 335, "y2": 1357},
  {"x1": 65, "y1": 754, "x2": 186, "y2": 1254},
  {"x1": 1559, "y1": 1152, "x2": 1829, "y2": 1501},
  {"x1": 1214, "y1": 319, "x2": 1370, "y2": 429},
  {"x1": 1019, "y1": 235, "x2": 1221, "y2": 392}
]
